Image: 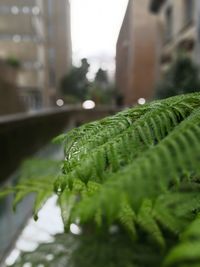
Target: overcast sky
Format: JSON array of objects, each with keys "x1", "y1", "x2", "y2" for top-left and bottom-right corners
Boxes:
[{"x1": 70, "y1": 0, "x2": 128, "y2": 79}]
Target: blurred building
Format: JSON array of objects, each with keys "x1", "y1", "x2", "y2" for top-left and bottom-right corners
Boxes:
[
  {"x1": 0, "y1": 60, "x2": 26, "y2": 115},
  {"x1": 150, "y1": 0, "x2": 200, "y2": 74},
  {"x1": 116, "y1": 0, "x2": 160, "y2": 106},
  {"x1": 0, "y1": 0, "x2": 72, "y2": 111},
  {"x1": 43, "y1": 0, "x2": 72, "y2": 104}
]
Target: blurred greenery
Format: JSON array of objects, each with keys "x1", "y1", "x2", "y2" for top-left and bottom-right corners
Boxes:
[
  {"x1": 155, "y1": 52, "x2": 200, "y2": 99},
  {"x1": 11, "y1": 230, "x2": 163, "y2": 267},
  {"x1": 87, "y1": 68, "x2": 115, "y2": 105},
  {"x1": 5, "y1": 57, "x2": 21, "y2": 69},
  {"x1": 60, "y1": 58, "x2": 90, "y2": 102},
  {"x1": 60, "y1": 59, "x2": 115, "y2": 105}
]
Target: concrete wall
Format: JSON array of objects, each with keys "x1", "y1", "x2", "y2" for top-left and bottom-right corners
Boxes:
[
  {"x1": 115, "y1": 1, "x2": 131, "y2": 103},
  {"x1": 43, "y1": 0, "x2": 72, "y2": 97},
  {"x1": 116, "y1": 0, "x2": 160, "y2": 105}
]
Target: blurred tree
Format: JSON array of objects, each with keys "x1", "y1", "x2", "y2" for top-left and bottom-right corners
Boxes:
[
  {"x1": 60, "y1": 58, "x2": 90, "y2": 102},
  {"x1": 87, "y1": 84, "x2": 114, "y2": 105},
  {"x1": 155, "y1": 53, "x2": 200, "y2": 99},
  {"x1": 87, "y1": 68, "x2": 115, "y2": 105},
  {"x1": 95, "y1": 68, "x2": 108, "y2": 89}
]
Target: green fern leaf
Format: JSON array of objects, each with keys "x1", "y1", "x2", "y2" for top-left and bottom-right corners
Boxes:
[
  {"x1": 137, "y1": 199, "x2": 165, "y2": 248},
  {"x1": 59, "y1": 189, "x2": 77, "y2": 231}
]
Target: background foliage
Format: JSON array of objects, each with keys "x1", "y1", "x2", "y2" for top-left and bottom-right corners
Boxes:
[
  {"x1": 60, "y1": 58, "x2": 115, "y2": 104},
  {"x1": 156, "y1": 53, "x2": 200, "y2": 99}
]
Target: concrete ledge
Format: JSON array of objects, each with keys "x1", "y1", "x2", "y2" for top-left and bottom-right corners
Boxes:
[{"x1": 0, "y1": 106, "x2": 119, "y2": 183}]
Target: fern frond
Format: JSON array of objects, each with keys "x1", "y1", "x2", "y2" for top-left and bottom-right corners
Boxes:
[
  {"x1": 62, "y1": 105, "x2": 149, "y2": 161},
  {"x1": 62, "y1": 93, "x2": 200, "y2": 167},
  {"x1": 0, "y1": 159, "x2": 60, "y2": 218},
  {"x1": 2, "y1": 93, "x2": 200, "y2": 267},
  {"x1": 56, "y1": 94, "x2": 200, "y2": 194},
  {"x1": 59, "y1": 189, "x2": 77, "y2": 231},
  {"x1": 164, "y1": 216, "x2": 200, "y2": 266},
  {"x1": 70, "y1": 107, "x2": 200, "y2": 236},
  {"x1": 117, "y1": 196, "x2": 137, "y2": 240},
  {"x1": 137, "y1": 199, "x2": 165, "y2": 248}
]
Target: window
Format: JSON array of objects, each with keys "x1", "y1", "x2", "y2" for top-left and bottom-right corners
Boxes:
[
  {"x1": 165, "y1": 6, "x2": 173, "y2": 41},
  {"x1": 184, "y1": 0, "x2": 194, "y2": 25}
]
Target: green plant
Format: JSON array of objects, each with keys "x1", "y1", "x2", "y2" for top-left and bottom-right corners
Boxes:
[
  {"x1": 1, "y1": 93, "x2": 200, "y2": 266},
  {"x1": 156, "y1": 53, "x2": 200, "y2": 99},
  {"x1": 60, "y1": 58, "x2": 90, "y2": 102},
  {"x1": 6, "y1": 57, "x2": 21, "y2": 68}
]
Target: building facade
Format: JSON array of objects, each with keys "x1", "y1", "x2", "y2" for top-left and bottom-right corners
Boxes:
[
  {"x1": 150, "y1": 0, "x2": 200, "y2": 74},
  {"x1": 0, "y1": 0, "x2": 72, "y2": 110},
  {"x1": 0, "y1": 60, "x2": 26, "y2": 115},
  {"x1": 43, "y1": 0, "x2": 72, "y2": 104},
  {"x1": 116, "y1": 0, "x2": 160, "y2": 106}
]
